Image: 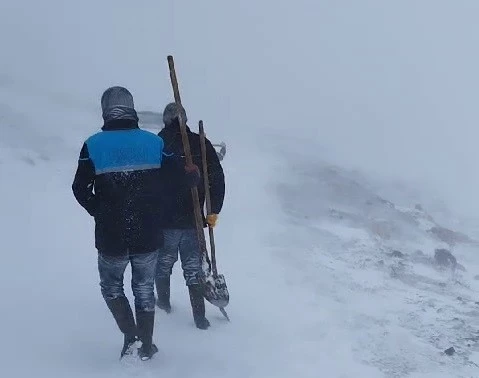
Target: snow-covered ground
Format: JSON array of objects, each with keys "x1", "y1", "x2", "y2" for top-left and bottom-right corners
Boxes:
[
  {"x1": 0, "y1": 98, "x2": 386, "y2": 378},
  {"x1": 272, "y1": 148, "x2": 479, "y2": 377},
  {"x1": 2, "y1": 1, "x2": 479, "y2": 377},
  {"x1": 2, "y1": 84, "x2": 479, "y2": 378}
]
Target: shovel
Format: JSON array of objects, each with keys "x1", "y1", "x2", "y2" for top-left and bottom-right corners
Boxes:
[{"x1": 198, "y1": 120, "x2": 230, "y2": 320}]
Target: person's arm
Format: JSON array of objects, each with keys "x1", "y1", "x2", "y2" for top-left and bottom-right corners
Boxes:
[
  {"x1": 205, "y1": 138, "x2": 225, "y2": 226},
  {"x1": 72, "y1": 143, "x2": 97, "y2": 216}
]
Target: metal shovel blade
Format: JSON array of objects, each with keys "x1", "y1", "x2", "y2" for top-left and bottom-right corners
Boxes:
[{"x1": 198, "y1": 272, "x2": 229, "y2": 308}]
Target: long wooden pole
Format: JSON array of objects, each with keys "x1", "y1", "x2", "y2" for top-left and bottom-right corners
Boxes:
[
  {"x1": 167, "y1": 56, "x2": 208, "y2": 257},
  {"x1": 199, "y1": 120, "x2": 218, "y2": 276}
]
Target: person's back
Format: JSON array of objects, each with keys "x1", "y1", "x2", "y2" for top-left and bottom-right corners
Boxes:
[
  {"x1": 77, "y1": 123, "x2": 165, "y2": 253},
  {"x1": 158, "y1": 111, "x2": 225, "y2": 229}
]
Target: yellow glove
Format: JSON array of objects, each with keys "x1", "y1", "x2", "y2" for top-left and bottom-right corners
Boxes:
[{"x1": 206, "y1": 214, "x2": 219, "y2": 228}]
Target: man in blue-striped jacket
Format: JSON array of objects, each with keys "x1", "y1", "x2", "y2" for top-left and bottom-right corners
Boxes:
[{"x1": 72, "y1": 86, "x2": 198, "y2": 360}]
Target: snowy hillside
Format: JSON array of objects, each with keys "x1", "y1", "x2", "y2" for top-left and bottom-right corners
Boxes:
[
  {"x1": 273, "y1": 150, "x2": 479, "y2": 376},
  {"x1": 2, "y1": 85, "x2": 479, "y2": 377},
  {"x1": 2, "y1": 1, "x2": 479, "y2": 378}
]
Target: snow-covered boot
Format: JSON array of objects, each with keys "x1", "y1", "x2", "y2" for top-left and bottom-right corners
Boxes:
[
  {"x1": 105, "y1": 297, "x2": 137, "y2": 357},
  {"x1": 155, "y1": 277, "x2": 171, "y2": 313},
  {"x1": 136, "y1": 309, "x2": 158, "y2": 361},
  {"x1": 188, "y1": 284, "x2": 210, "y2": 330},
  {"x1": 138, "y1": 342, "x2": 158, "y2": 361},
  {"x1": 121, "y1": 334, "x2": 139, "y2": 358}
]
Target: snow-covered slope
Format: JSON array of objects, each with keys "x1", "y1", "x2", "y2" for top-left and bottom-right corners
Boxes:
[
  {"x1": 0, "y1": 90, "x2": 385, "y2": 377},
  {"x1": 2, "y1": 84, "x2": 479, "y2": 377},
  {"x1": 272, "y1": 147, "x2": 479, "y2": 376}
]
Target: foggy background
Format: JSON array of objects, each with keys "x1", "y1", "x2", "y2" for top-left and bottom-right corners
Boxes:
[
  {"x1": 1, "y1": 0, "x2": 479, "y2": 216},
  {"x1": 2, "y1": 2, "x2": 479, "y2": 376}
]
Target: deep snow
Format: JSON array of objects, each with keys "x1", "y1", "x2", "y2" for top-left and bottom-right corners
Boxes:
[
  {"x1": 2, "y1": 89, "x2": 479, "y2": 377},
  {"x1": 2, "y1": 1, "x2": 479, "y2": 377},
  {"x1": 0, "y1": 110, "x2": 386, "y2": 378}
]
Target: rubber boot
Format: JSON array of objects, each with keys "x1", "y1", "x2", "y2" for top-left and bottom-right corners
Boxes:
[
  {"x1": 155, "y1": 277, "x2": 172, "y2": 313},
  {"x1": 105, "y1": 296, "x2": 138, "y2": 358},
  {"x1": 188, "y1": 285, "x2": 210, "y2": 330},
  {"x1": 136, "y1": 309, "x2": 158, "y2": 361},
  {"x1": 121, "y1": 334, "x2": 139, "y2": 359}
]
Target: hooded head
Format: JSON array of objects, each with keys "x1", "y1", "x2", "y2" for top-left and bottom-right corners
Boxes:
[
  {"x1": 162, "y1": 102, "x2": 187, "y2": 127},
  {"x1": 101, "y1": 86, "x2": 139, "y2": 123}
]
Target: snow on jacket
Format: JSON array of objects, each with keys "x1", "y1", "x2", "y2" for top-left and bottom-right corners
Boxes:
[
  {"x1": 72, "y1": 119, "x2": 167, "y2": 256},
  {"x1": 159, "y1": 121, "x2": 225, "y2": 229}
]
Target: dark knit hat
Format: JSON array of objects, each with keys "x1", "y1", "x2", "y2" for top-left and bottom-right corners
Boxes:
[
  {"x1": 162, "y1": 102, "x2": 187, "y2": 125},
  {"x1": 101, "y1": 86, "x2": 138, "y2": 122}
]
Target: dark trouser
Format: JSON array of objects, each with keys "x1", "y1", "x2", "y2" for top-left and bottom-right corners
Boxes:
[
  {"x1": 98, "y1": 250, "x2": 159, "y2": 311},
  {"x1": 156, "y1": 229, "x2": 202, "y2": 286},
  {"x1": 155, "y1": 230, "x2": 209, "y2": 328},
  {"x1": 98, "y1": 250, "x2": 159, "y2": 348}
]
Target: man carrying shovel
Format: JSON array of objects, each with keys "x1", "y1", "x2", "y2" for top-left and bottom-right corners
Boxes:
[{"x1": 155, "y1": 102, "x2": 225, "y2": 329}]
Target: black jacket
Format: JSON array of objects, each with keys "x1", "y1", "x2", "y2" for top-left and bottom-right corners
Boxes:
[
  {"x1": 72, "y1": 120, "x2": 167, "y2": 256},
  {"x1": 159, "y1": 122, "x2": 225, "y2": 229}
]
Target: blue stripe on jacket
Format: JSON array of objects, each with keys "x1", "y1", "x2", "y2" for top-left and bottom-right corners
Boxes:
[{"x1": 86, "y1": 129, "x2": 164, "y2": 174}]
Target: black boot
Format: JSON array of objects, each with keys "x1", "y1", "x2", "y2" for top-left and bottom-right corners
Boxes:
[
  {"x1": 136, "y1": 309, "x2": 158, "y2": 361},
  {"x1": 155, "y1": 277, "x2": 172, "y2": 313},
  {"x1": 188, "y1": 285, "x2": 210, "y2": 330},
  {"x1": 105, "y1": 297, "x2": 138, "y2": 358},
  {"x1": 121, "y1": 334, "x2": 138, "y2": 358}
]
